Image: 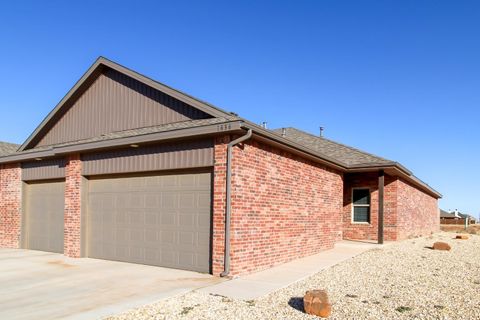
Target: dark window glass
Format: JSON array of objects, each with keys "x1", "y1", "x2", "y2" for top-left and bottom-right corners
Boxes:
[
  {"x1": 353, "y1": 189, "x2": 370, "y2": 205},
  {"x1": 353, "y1": 189, "x2": 370, "y2": 223},
  {"x1": 353, "y1": 206, "x2": 370, "y2": 223}
]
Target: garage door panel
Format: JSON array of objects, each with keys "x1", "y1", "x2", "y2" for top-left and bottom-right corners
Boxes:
[
  {"x1": 87, "y1": 171, "x2": 211, "y2": 272},
  {"x1": 24, "y1": 180, "x2": 65, "y2": 254}
]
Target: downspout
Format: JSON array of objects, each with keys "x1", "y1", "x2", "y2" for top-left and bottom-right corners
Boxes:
[{"x1": 220, "y1": 129, "x2": 253, "y2": 277}]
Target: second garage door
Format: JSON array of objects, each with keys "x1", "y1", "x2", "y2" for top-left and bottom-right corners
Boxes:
[
  {"x1": 86, "y1": 171, "x2": 211, "y2": 272},
  {"x1": 23, "y1": 180, "x2": 65, "y2": 253}
]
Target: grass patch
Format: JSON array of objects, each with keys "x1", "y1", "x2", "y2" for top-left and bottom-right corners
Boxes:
[
  {"x1": 180, "y1": 306, "x2": 196, "y2": 315},
  {"x1": 245, "y1": 300, "x2": 255, "y2": 307},
  {"x1": 396, "y1": 306, "x2": 412, "y2": 313}
]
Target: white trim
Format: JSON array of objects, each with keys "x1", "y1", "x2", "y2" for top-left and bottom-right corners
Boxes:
[{"x1": 351, "y1": 187, "x2": 371, "y2": 224}]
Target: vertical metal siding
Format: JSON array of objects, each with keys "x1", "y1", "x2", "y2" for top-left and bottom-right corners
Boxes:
[
  {"x1": 81, "y1": 139, "x2": 213, "y2": 176},
  {"x1": 35, "y1": 68, "x2": 210, "y2": 147},
  {"x1": 22, "y1": 158, "x2": 66, "y2": 181}
]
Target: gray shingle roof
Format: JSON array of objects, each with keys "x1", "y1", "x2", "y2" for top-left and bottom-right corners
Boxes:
[
  {"x1": 272, "y1": 127, "x2": 393, "y2": 167},
  {"x1": 10, "y1": 118, "x2": 231, "y2": 155},
  {"x1": 0, "y1": 141, "x2": 19, "y2": 156},
  {"x1": 459, "y1": 213, "x2": 476, "y2": 221}
]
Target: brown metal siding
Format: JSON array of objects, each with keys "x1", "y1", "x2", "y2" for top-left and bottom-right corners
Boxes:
[
  {"x1": 82, "y1": 139, "x2": 213, "y2": 176},
  {"x1": 35, "y1": 68, "x2": 210, "y2": 147},
  {"x1": 22, "y1": 158, "x2": 66, "y2": 181}
]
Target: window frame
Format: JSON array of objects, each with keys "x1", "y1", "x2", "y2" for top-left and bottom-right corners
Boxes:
[{"x1": 351, "y1": 187, "x2": 371, "y2": 224}]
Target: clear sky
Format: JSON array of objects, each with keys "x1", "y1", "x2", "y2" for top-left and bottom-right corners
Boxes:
[{"x1": 0, "y1": 1, "x2": 478, "y2": 218}]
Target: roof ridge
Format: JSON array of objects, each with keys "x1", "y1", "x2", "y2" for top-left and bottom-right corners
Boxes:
[{"x1": 284, "y1": 127, "x2": 392, "y2": 163}]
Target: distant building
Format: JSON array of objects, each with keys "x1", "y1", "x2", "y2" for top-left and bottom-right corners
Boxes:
[{"x1": 440, "y1": 209, "x2": 476, "y2": 225}]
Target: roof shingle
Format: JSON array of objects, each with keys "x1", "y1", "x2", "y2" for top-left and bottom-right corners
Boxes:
[
  {"x1": 0, "y1": 141, "x2": 19, "y2": 156},
  {"x1": 272, "y1": 127, "x2": 393, "y2": 167}
]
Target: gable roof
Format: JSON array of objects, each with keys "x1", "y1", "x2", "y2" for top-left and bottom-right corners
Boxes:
[
  {"x1": 271, "y1": 127, "x2": 394, "y2": 167},
  {"x1": 440, "y1": 209, "x2": 456, "y2": 218},
  {"x1": 1, "y1": 56, "x2": 440, "y2": 198},
  {"x1": 19, "y1": 57, "x2": 237, "y2": 151},
  {"x1": 0, "y1": 141, "x2": 19, "y2": 156}
]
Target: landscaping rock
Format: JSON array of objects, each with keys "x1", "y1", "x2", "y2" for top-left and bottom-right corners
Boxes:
[
  {"x1": 433, "y1": 242, "x2": 451, "y2": 251},
  {"x1": 303, "y1": 290, "x2": 331, "y2": 318},
  {"x1": 456, "y1": 234, "x2": 469, "y2": 240}
]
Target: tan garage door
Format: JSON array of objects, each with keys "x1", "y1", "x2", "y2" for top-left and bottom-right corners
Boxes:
[
  {"x1": 87, "y1": 171, "x2": 211, "y2": 273},
  {"x1": 23, "y1": 180, "x2": 65, "y2": 253}
]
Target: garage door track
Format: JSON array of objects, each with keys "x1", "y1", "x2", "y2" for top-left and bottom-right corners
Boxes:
[{"x1": 0, "y1": 249, "x2": 221, "y2": 320}]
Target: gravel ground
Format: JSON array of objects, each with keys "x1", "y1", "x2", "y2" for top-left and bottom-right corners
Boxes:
[{"x1": 107, "y1": 232, "x2": 480, "y2": 319}]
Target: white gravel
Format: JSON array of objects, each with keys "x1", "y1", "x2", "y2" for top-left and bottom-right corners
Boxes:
[{"x1": 106, "y1": 232, "x2": 480, "y2": 319}]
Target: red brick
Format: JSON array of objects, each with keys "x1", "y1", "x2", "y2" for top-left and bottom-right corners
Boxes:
[
  {"x1": 0, "y1": 163, "x2": 22, "y2": 248},
  {"x1": 64, "y1": 154, "x2": 82, "y2": 257},
  {"x1": 343, "y1": 173, "x2": 438, "y2": 241},
  {"x1": 213, "y1": 137, "x2": 343, "y2": 276}
]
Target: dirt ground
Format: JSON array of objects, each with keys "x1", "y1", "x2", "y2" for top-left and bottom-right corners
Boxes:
[{"x1": 441, "y1": 224, "x2": 480, "y2": 234}]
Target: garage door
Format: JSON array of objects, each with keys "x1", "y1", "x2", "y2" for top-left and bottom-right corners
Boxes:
[
  {"x1": 23, "y1": 180, "x2": 65, "y2": 253},
  {"x1": 87, "y1": 171, "x2": 211, "y2": 272}
]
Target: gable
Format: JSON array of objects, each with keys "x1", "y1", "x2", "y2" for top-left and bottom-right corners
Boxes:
[{"x1": 30, "y1": 68, "x2": 211, "y2": 148}]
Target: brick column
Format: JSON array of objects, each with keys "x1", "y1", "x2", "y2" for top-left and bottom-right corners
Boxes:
[
  {"x1": 212, "y1": 135, "x2": 229, "y2": 276},
  {"x1": 64, "y1": 154, "x2": 82, "y2": 257},
  {"x1": 0, "y1": 163, "x2": 22, "y2": 248}
]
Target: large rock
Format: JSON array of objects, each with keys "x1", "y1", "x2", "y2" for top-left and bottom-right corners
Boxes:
[
  {"x1": 432, "y1": 242, "x2": 451, "y2": 251},
  {"x1": 303, "y1": 290, "x2": 331, "y2": 318},
  {"x1": 456, "y1": 234, "x2": 469, "y2": 240}
]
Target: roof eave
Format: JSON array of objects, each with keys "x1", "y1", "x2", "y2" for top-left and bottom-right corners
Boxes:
[
  {"x1": 346, "y1": 164, "x2": 441, "y2": 199},
  {"x1": 0, "y1": 120, "x2": 244, "y2": 164}
]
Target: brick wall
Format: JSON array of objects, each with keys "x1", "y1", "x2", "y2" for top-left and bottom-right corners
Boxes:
[
  {"x1": 396, "y1": 178, "x2": 439, "y2": 239},
  {"x1": 343, "y1": 172, "x2": 397, "y2": 241},
  {"x1": 216, "y1": 138, "x2": 344, "y2": 276},
  {"x1": 0, "y1": 164, "x2": 22, "y2": 248},
  {"x1": 64, "y1": 154, "x2": 82, "y2": 257},
  {"x1": 212, "y1": 136, "x2": 228, "y2": 275}
]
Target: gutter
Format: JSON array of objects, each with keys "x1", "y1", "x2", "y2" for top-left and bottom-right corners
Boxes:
[{"x1": 220, "y1": 128, "x2": 253, "y2": 277}]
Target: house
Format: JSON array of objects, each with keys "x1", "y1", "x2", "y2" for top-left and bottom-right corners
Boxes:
[
  {"x1": 0, "y1": 57, "x2": 441, "y2": 276},
  {"x1": 441, "y1": 209, "x2": 476, "y2": 225}
]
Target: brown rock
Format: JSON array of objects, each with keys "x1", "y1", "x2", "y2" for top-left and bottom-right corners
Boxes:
[
  {"x1": 303, "y1": 290, "x2": 331, "y2": 318},
  {"x1": 432, "y1": 241, "x2": 451, "y2": 251},
  {"x1": 456, "y1": 234, "x2": 469, "y2": 240}
]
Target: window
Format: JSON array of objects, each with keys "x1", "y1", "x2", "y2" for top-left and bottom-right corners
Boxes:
[{"x1": 352, "y1": 188, "x2": 370, "y2": 223}]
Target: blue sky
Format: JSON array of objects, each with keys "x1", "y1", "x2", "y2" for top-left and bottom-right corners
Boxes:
[{"x1": 0, "y1": 1, "x2": 478, "y2": 217}]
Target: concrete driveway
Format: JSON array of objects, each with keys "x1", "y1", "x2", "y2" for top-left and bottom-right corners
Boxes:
[{"x1": 0, "y1": 249, "x2": 222, "y2": 320}]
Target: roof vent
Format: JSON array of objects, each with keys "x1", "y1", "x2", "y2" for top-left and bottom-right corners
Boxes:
[
  {"x1": 281, "y1": 128, "x2": 286, "y2": 137},
  {"x1": 320, "y1": 126, "x2": 324, "y2": 137},
  {"x1": 261, "y1": 121, "x2": 268, "y2": 129}
]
